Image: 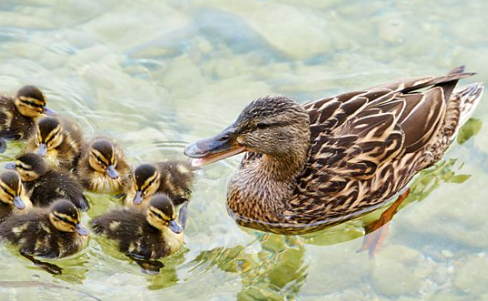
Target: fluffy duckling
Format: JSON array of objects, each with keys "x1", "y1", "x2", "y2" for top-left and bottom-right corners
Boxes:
[
  {"x1": 6, "y1": 153, "x2": 89, "y2": 211},
  {"x1": 124, "y1": 161, "x2": 194, "y2": 209},
  {"x1": 25, "y1": 116, "x2": 83, "y2": 170},
  {"x1": 92, "y1": 194, "x2": 187, "y2": 273},
  {"x1": 0, "y1": 85, "x2": 55, "y2": 152},
  {"x1": 0, "y1": 171, "x2": 32, "y2": 224},
  {"x1": 0, "y1": 199, "x2": 89, "y2": 274},
  {"x1": 77, "y1": 137, "x2": 130, "y2": 195}
]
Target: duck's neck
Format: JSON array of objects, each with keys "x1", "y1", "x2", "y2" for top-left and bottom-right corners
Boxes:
[{"x1": 228, "y1": 141, "x2": 310, "y2": 223}]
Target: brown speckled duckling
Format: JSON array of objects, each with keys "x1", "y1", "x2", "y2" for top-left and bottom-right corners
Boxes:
[
  {"x1": 77, "y1": 137, "x2": 130, "y2": 195},
  {"x1": 0, "y1": 199, "x2": 89, "y2": 274},
  {"x1": 25, "y1": 116, "x2": 83, "y2": 170},
  {"x1": 6, "y1": 153, "x2": 89, "y2": 211},
  {"x1": 0, "y1": 85, "x2": 55, "y2": 153},
  {"x1": 124, "y1": 161, "x2": 194, "y2": 209},
  {"x1": 92, "y1": 194, "x2": 186, "y2": 273},
  {"x1": 0, "y1": 171, "x2": 32, "y2": 224}
]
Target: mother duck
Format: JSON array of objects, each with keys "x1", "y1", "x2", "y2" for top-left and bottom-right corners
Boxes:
[{"x1": 184, "y1": 67, "x2": 483, "y2": 235}]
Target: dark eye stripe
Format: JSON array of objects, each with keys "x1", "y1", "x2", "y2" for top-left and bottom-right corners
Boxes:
[
  {"x1": 16, "y1": 164, "x2": 32, "y2": 171},
  {"x1": 0, "y1": 185, "x2": 15, "y2": 198},
  {"x1": 21, "y1": 100, "x2": 44, "y2": 108},
  {"x1": 54, "y1": 215, "x2": 77, "y2": 226}
]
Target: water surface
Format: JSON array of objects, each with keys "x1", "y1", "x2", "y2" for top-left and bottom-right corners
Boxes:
[{"x1": 0, "y1": 0, "x2": 487, "y2": 300}]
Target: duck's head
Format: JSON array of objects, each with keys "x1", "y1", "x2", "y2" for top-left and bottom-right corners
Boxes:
[
  {"x1": 146, "y1": 194, "x2": 182, "y2": 234},
  {"x1": 0, "y1": 171, "x2": 27, "y2": 210},
  {"x1": 88, "y1": 139, "x2": 120, "y2": 179},
  {"x1": 33, "y1": 117, "x2": 64, "y2": 156},
  {"x1": 5, "y1": 153, "x2": 48, "y2": 181},
  {"x1": 14, "y1": 85, "x2": 55, "y2": 118},
  {"x1": 132, "y1": 163, "x2": 161, "y2": 205},
  {"x1": 184, "y1": 96, "x2": 310, "y2": 167},
  {"x1": 48, "y1": 199, "x2": 89, "y2": 236}
]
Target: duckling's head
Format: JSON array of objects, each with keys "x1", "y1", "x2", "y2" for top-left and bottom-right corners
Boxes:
[
  {"x1": 0, "y1": 171, "x2": 26, "y2": 210},
  {"x1": 5, "y1": 153, "x2": 48, "y2": 181},
  {"x1": 185, "y1": 96, "x2": 310, "y2": 167},
  {"x1": 14, "y1": 85, "x2": 55, "y2": 118},
  {"x1": 132, "y1": 163, "x2": 161, "y2": 205},
  {"x1": 33, "y1": 117, "x2": 65, "y2": 156},
  {"x1": 146, "y1": 194, "x2": 182, "y2": 234},
  {"x1": 48, "y1": 199, "x2": 89, "y2": 235},
  {"x1": 88, "y1": 139, "x2": 120, "y2": 179}
]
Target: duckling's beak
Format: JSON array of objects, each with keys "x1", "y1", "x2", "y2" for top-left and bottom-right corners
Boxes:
[
  {"x1": 133, "y1": 191, "x2": 143, "y2": 205},
  {"x1": 75, "y1": 224, "x2": 89, "y2": 236},
  {"x1": 106, "y1": 165, "x2": 119, "y2": 179},
  {"x1": 13, "y1": 196, "x2": 25, "y2": 210},
  {"x1": 4, "y1": 162, "x2": 15, "y2": 170},
  {"x1": 168, "y1": 220, "x2": 183, "y2": 234},
  {"x1": 184, "y1": 125, "x2": 246, "y2": 167},
  {"x1": 36, "y1": 143, "x2": 47, "y2": 156},
  {"x1": 42, "y1": 106, "x2": 56, "y2": 116}
]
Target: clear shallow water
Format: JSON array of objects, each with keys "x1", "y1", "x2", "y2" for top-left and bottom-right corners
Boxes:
[{"x1": 0, "y1": 0, "x2": 487, "y2": 300}]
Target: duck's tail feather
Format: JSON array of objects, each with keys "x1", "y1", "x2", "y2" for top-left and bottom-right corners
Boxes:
[{"x1": 456, "y1": 82, "x2": 484, "y2": 127}]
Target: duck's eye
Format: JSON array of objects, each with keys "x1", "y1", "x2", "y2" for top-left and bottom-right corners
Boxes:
[
  {"x1": 217, "y1": 135, "x2": 229, "y2": 142},
  {"x1": 256, "y1": 123, "x2": 271, "y2": 130}
]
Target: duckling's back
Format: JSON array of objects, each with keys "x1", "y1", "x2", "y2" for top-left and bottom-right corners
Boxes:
[
  {"x1": 0, "y1": 209, "x2": 81, "y2": 258},
  {"x1": 92, "y1": 209, "x2": 178, "y2": 259},
  {"x1": 157, "y1": 161, "x2": 195, "y2": 206}
]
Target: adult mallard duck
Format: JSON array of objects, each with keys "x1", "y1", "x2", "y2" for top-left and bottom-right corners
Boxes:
[{"x1": 184, "y1": 67, "x2": 484, "y2": 235}]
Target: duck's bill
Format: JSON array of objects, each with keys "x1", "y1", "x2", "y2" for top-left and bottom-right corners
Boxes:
[
  {"x1": 133, "y1": 191, "x2": 143, "y2": 205},
  {"x1": 106, "y1": 165, "x2": 119, "y2": 179},
  {"x1": 184, "y1": 126, "x2": 246, "y2": 167},
  {"x1": 4, "y1": 162, "x2": 15, "y2": 170},
  {"x1": 13, "y1": 196, "x2": 25, "y2": 210},
  {"x1": 42, "y1": 106, "x2": 56, "y2": 116},
  {"x1": 168, "y1": 220, "x2": 183, "y2": 234},
  {"x1": 36, "y1": 143, "x2": 48, "y2": 156},
  {"x1": 75, "y1": 224, "x2": 89, "y2": 236}
]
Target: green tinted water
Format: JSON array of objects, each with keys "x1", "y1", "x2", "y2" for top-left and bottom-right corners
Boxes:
[{"x1": 0, "y1": 0, "x2": 487, "y2": 300}]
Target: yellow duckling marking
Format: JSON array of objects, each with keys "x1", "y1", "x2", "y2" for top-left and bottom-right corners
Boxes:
[
  {"x1": 40, "y1": 223, "x2": 51, "y2": 234},
  {"x1": 12, "y1": 223, "x2": 29, "y2": 236},
  {"x1": 176, "y1": 164, "x2": 191, "y2": 174},
  {"x1": 109, "y1": 221, "x2": 121, "y2": 231}
]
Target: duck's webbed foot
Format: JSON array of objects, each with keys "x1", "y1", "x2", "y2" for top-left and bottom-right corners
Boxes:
[
  {"x1": 20, "y1": 250, "x2": 63, "y2": 275},
  {"x1": 128, "y1": 254, "x2": 164, "y2": 274},
  {"x1": 361, "y1": 188, "x2": 411, "y2": 258}
]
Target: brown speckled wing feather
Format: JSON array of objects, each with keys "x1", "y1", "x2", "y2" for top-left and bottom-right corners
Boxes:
[{"x1": 289, "y1": 71, "x2": 472, "y2": 222}]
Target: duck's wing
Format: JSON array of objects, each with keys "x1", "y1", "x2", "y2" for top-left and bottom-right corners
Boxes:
[{"x1": 297, "y1": 68, "x2": 473, "y2": 197}]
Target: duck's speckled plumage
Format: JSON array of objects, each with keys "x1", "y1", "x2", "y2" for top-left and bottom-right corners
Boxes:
[{"x1": 186, "y1": 67, "x2": 484, "y2": 234}]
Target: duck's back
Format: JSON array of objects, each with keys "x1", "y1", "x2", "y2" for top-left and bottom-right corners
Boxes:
[
  {"x1": 285, "y1": 68, "x2": 483, "y2": 228},
  {"x1": 92, "y1": 209, "x2": 175, "y2": 259}
]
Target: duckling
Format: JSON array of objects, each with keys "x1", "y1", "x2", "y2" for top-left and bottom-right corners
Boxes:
[
  {"x1": 5, "y1": 153, "x2": 89, "y2": 211},
  {"x1": 124, "y1": 161, "x2": 195, "y2": 209},
  {"x1": 0, "y1": 199, "x2": 89, "y2": 274},
  {"x1": 25, "y1": 116, "x2": 83, "y2": 170},
  {"x1": 0, "y1": 85, "x2": 55, "y2": 153},
  {"x1": 91, "y1": 194, "x2": 187, "y2": 273},
  {"x1": 0, "y1": 171, "x2": 32, "y2": 224},
  {"x1": 77, "y1": 137, "x2": 130, "y2": 195}
]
